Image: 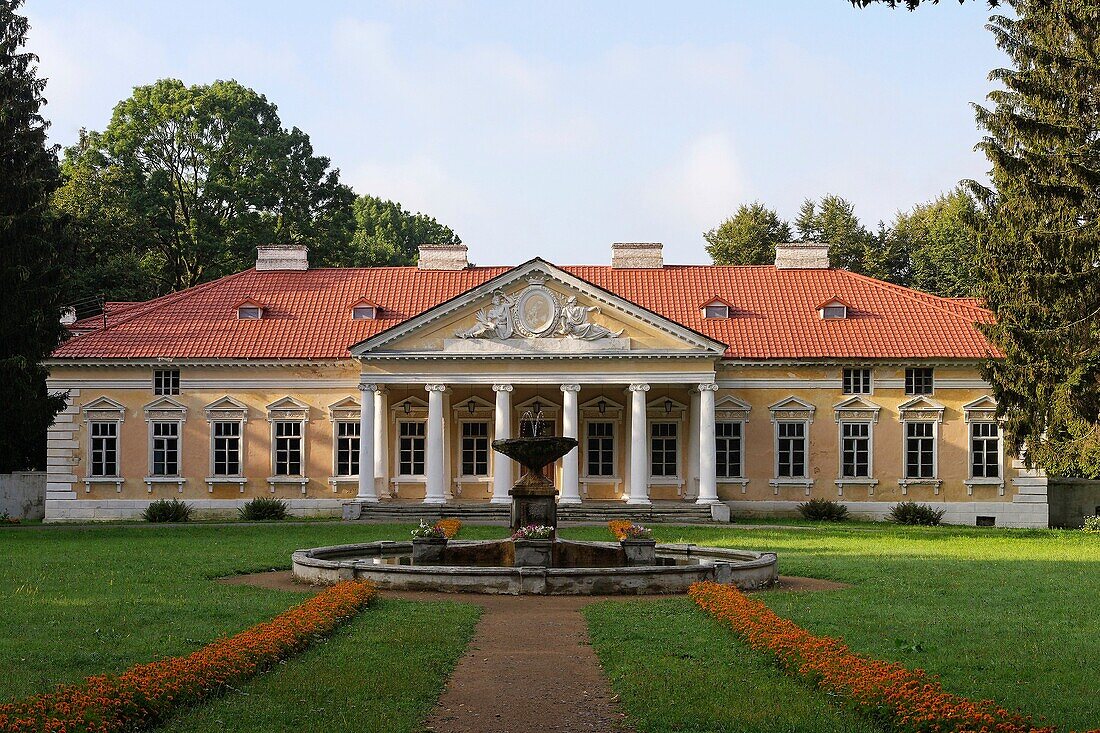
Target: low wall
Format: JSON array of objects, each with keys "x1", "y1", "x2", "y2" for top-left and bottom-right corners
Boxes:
[
  {"x1": 1048, "y1": 479, "x2": 1100, "y2": 528},
  {"x1": 44, "y1": 498, "x2": 344, "y2": 522},
  {"x1": 723, "y1": 498, "x2": 1049, "y2": 529},
  {"x1": 0, "y1": 471, "x2": 45, "y2": 521}
]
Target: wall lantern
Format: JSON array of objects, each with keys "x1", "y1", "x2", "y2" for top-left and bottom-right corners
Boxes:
[
  {"x1": 533, "y1": 400, "x2": 542, "y2": 415},
  {"x1": 403, "y1": 400, "x2": 411, "y2": 415},
  {"x1": 467, "y1": 399, "x2": 476, "y2": 415},
  {"x1": 664, "y1": 399, "x2": 673, "y2": 415},
  {"x1": 597, "y1": 399, "x2": 607, "y2": 416}
]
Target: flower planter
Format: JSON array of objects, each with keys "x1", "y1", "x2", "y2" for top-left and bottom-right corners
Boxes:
[
  {"x1": 513, "y1": 538, "x2": 553, "y2": 567},
  {"x1": 621, "y1": 538, "x2": 657, "y2": 566},
  {"x1": 412, "y1": 537, "x2": 448, "y2": 564}
]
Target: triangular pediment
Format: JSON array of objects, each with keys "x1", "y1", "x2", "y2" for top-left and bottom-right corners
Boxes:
[
  {"x1": 350, "y1": 259, "x2": 727, "y2": 358},
  {"x1": 267, "y1": 396, "x2": 309, "y2": 412},
  {"x1": 715, "y1": 395, "x2": 751, "y2": 411},
  {"x1": 898, "y1": 395, "x2": 944, "y2": 412},
  {"x1": 833, "y1": 396, "x2": 879, "y2": 411},
  {"x1": 768, "y1": 396, "x2": 815, "y2": 412},
  {"x1": 962, "y1": 395, "x2": 998, "y2": 411},
  {"x1": 143, "y1": 396, "x2": 187, "y2": 413},
  {"x1": 81, "y1": 396, "x2": 126, "y2": 420},
  {"x1": 205, "y1": 395, "x2": 248, "y2": 412}
]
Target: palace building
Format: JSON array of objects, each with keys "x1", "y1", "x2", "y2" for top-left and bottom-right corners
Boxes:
[{"x1": 43, "y1": 241, "x2": 1049, "y2": 527}]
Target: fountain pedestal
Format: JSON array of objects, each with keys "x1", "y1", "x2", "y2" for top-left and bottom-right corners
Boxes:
[{"x1": 492, "y1": 435, "x2": 578, "y2": 535}]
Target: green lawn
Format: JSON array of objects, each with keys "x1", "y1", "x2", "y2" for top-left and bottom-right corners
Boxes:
[{"x1": 565, "y1": 524, "x2": 1100, "y2": 733}]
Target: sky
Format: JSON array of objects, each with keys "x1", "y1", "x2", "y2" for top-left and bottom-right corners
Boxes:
[{"x1": 25, "y1": 0, "x2": 1008, "y2": 266}]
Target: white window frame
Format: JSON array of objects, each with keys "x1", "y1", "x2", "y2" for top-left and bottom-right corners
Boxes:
[
  {"x1": 820, "y1": 304, "x2": 848, "y2": 319},
  {"x1": 88, "y1": 420, "x2": 121, "y2": 478},
  {"x1": 237, "y1": 305, "x2": 263, "y2": 319},
  {"x1": 838, "y1": 420, "x2": 873, "y2": 480},
  {"x1": 897, "y1": 396, "x2": 944, "y2": 493},
  {"x1": 457, "y1": 418, "x2": 492, "y2": 478},
  {"x1": 583, "y1": 419, "x2": 618, "y2": 479},
  {"x1": 210, "y1": 420, "x2": 244, "y2": 478},
  {"x1": 962, "y1": 396, "x2": 1005, "y2": 495},
  {"x1": 715, "y1": 419, "x2": 746, "y2": 480},
  {"x1": 904, "y1": 367, "x2": 935, "y2": 396},
  {"x1": 395, "y1": 418, "x2": 427, "y2": 479},
  {"x1": 202, "y1": 396, "x2": 249, "y2": 491},
  {"x1": 773, "y1": 420, "x2": 809, "y2": 481},
  {"x1": 648, "y1": 420, "x2": 681, "y2": 482},
  {"x1": 143, "y1": 396, "x2": 187, "y2": 491},
  {"x1": 902, "y1": 420, "x2": 939, "y2": 482},
  {"x1": 333, "y1": 419, "x2": 361, "y2": 478},
  {"x1": 271, "y1": 419, "x2": 305, "y2": 477},
  {"x1": 352, "y1": 305, "x2": 378, "y2": 320},
  {"x1": 842, "y1": 367, "x2": 873, "y2": 395},
  {"x1": 703, "y1": 303, "x2": 730, "y2": 319},
  {"x1": 767, "y1": 397, "x2": 815, "y2": 491},
  {"x1": 148, "y1": 420, "x2": 182, "y2": 478},
  {"x1": 968, "y1": 422, "x2": 1002, "y2": 481},
  {"x1": 153, "y1": 368, "x2": 180, "y2": 396}
]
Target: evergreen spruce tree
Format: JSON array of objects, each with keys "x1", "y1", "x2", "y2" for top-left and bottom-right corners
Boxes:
[
  {"x1": 0, "y1": 0, "x2": 65, "y2": 471},
  {"x1": 970, "y1": 0, "x2": 1100, "y2": 476}
]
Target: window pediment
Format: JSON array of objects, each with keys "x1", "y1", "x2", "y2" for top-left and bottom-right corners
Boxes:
[
  {"x1": 82, "y1": 396, "x2": 126, "y2": 422},
  {"x1": 453, "y1": 395, "x2": 494, "y2": 415},
  {"x1": 768, "y1": 396, "x2": 815, "y2": 423},
  {"x1": 833, "y1": 396, "x2": 880, "y2": 423},
  {"x1": 715, "y1": 395, "x2": 751, "y2": 421},
  {"x1": 647, "y1": 396, "x2": 688, "y2": 418},
  {"x1": 204, "y1": 396, "x2": 249, "y2": 423},
  {"x1": 962, "y1": 395, "x2": 998, "y2": 423},
  {"x1": 898, "y1": 395, "x2": 945, "y2": 422},
  {"x1": 328, "y1": 396, "x2": 361, "y2": 422},
  {"x1": 266, "y1": 396, "x2": 310, "y2": 422},
  {"x1": 580, "y1": 396, "x2": 624, "y2": 417},
  {"x1": 144, "y1": 396, "x2": 187, "y2": 422}
]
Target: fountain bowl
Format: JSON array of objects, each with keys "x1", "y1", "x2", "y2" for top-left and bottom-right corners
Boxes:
[{"x1": 492, "y1": 436, "x2": 578, "y2": 474}]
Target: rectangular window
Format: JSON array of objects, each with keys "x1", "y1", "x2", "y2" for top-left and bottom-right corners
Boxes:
[
  {"x1": 650, "y1": 422, "x2": 678, "y2": 477},
  {"x1": 715, "y1": 421, "x2": 742, "y2": 479},
  {"x1": 151, "y1": 421, "x2": 179, "y2": 476},
  {"x1": 398, "y1": 421, "x2": 426, "y2": 476},
  {"x1": 336, "y1": 421, "x2": 360, "y2": 477},
  {"x1": 153, "y1": 369, "x2": 180, "y2": 396},
  {"x1": 90, "y1": 421, "x2": 118, "y2": 477},
  {"x1": 970, "y1": 422, "x2": 1000, "y2": 479},
  {"x1": 905, "y1": 367, "x2": 934, "y2": 395},
  {"x1": 905, "y1": 422, "x2": 936, "y2": 479},
  {"x1": 212, "y1": 421, "x2": 241, "y2": 476},
  {"x1": 274, "y1": 421, "x2": 302, "y2": 476},
  {"x1": 704, "y1": 304, "x2": 729, "y2": 319},
  {"x1": 586, "y1": 421, "x2": 615, "y2": 477},
  {"x1": 776, "y1": 421, "x2": 806, "y2": 478},
  {"x1": 841, "y1": 422, "x2": 870, "y2": 478},
  {"x1": 843, "y1": 368, "x2": 871, "y2": 395},
  {"x1": 461, "y1": 421, "x2": 489, "y2": 476}
]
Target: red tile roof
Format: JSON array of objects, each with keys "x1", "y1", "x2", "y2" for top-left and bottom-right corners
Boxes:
[{"x1": 51, "y1": 263, "x2": 997, "y2": 361}]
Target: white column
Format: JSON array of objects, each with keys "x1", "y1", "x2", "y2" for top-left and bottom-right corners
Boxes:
[
  {"x1": 559, "y1": 384, "x2": 582, "y2": 504},
  {"x1": 696, "y1": 383, "x2": 719, "y2": 505},
  {"x1": 490, "y1": 384, "x2": 513, "y2": 504},
  {"x1": 687, "y1": 389, "x2": 701, "y2": 500},
  {"x1": 374, "y1": 388, "x2": 388, "y2": 497},
  {"x1": 357, "y1": 383, "x2": 378, "y2": 502},
  {"x1": 424, "y1": 384, "x2": 447, "y2": 504},
  {"x1": 627, "y1": 383, "x2": 651, "y2": 505}
]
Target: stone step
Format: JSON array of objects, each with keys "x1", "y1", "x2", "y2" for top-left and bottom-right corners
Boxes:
[{"x1": 345, "y1": 500, "x2": 721, "y2": 524}]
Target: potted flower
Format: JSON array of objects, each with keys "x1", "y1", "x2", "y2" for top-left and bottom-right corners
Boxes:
[
  {"x1": 619, "y1": 523, "x2": 656, "y2": 566},
  {"x1": 511, "y1": 524, "x2": 554, "y2": 567},
  {"x1": 411, "y1": 520, "x2": 448, "y2": 564}
]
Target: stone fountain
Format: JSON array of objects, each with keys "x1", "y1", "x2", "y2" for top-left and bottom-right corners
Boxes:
[{"x1": 492, "y1": 434, "x2": 577, "y2": 534}]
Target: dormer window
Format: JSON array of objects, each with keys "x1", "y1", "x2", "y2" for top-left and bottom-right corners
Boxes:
[
  {"x1": 817, "y1": 297, "x2": 851, "y2": 320},
  {"x1": 701, "y1": 297, "x2": 733, "y2": 319},
  {"x1": 351, "y1": 300, "x2": 380, "y2": 320},
  {"x1": 236, "y1": 300, "x2": 264, "y2": 319}
]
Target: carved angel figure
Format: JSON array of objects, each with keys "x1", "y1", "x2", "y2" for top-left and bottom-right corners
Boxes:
[
  {"x1": 457, "y1": 290, "x2": 515, "y2": 339},
  {"x1": 557, "y1": 296, "x2": 623, "y2": 340}
]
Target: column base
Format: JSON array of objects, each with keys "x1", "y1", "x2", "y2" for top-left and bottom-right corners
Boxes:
[
  {"x1": 557, "y1": 496, "x2": 582, "y2": 505},
  {"x1": 694, "y1": 496, "x2": 718, "y2": 505},
  {"x1": 422, "y1": 497, "x2": 447, "y2": 505},
  {"x1": 355, "y1": 495, "x2": 380, "y2": 503},
  {"x1": 625, "y1": 496, "x2": 652, "y2": 505},
  {"x1": 489, "y1": 495, "x2": 511, "y2": 505}
]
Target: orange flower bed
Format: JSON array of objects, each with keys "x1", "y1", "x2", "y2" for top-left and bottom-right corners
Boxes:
[
  {"x1": 608, "y1": 519, "x2": 634, "y2": 540},
  {"x1": 690, "y1": 581, "x2": 1082, "y2": 733},
  {"x1": 434, "y1": 518, "x2": 462, "y2": 539},
  {"x1": 0, "y1": 580, "x2": 376, "y2": 733}
]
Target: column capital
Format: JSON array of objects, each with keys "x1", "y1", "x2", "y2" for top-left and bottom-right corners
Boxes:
[
  {"x1": 697, "y1": 383, "x2": 719, "y2": 392},
  {"x1": 491, "y1": 383, "x2": 513, "y2": 393},
  {"x1": 628, "y1": 383, "x2": 650, "y2": 392},
  {"x1": 424, "y1": 384, "x2": 447, "y2": 393},
  {"x1": 358, "y1": 382, "x2": 379, "y2": 392},
  {"x1": 560, "y1": 384, "x2": 582, "y2": 393}
]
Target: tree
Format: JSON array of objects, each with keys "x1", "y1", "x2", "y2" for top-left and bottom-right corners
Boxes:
[
  {"x1": 0, "y1": 0, "x2": 66, "y2": 472},
  {"x1": 347, "y1": 194, "x2": 461, "y2": 267},
  {"x1": 891, "y1": 188, "x2": 983, "y2": 298},
  {"x1": 849, "y1": 0, "x2": 993, "y2": 8},
  {"x1": 55, "y1": 79, "x2": 356, "y2": 300},
  {"x1": 795, "y1": 195, "x2": 875, "y2": 273},
  {"x1": 968, "y1": 1, "x2": 1100, "y2": 476},
  {"x1": 704, "y1": 202, "x2": 792, "y2": 266}
]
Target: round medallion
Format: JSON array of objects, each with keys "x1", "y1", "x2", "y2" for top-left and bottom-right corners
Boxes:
[{"x1": 516, "y1": 287, "x2": 558, "y2": 336}]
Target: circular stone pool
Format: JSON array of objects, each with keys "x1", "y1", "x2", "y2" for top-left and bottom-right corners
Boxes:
[{"x1": 292, "y1": 539, "x2": 778, "y2": 595}]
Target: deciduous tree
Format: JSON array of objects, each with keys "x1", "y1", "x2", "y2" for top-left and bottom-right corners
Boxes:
[
  {"x1": 892, "y1": 188, "x2": 983, "y2": 298},
  {"x1": 348, "y1": 194, "x2": 461, "y2": 267},
  {"x1": 704, "y1": 202, "x2": 792, "y2": 266}
]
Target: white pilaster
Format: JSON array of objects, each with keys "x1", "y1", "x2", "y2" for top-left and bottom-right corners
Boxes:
[
  {"x1": 374, "y1": 388, "x2": 388, "y2": 496},
  {"x1": 627, "y1": 383, "x2": 651, "y2": 505},
  {"x1": 490, "y1": 384, "x2": 513, "y2": 504},
  {"x1": 559, "y1": 384, "x2": 582, "y2": 504},
  {"x1": 357, "y1": 384, "x2": 378, "y2": 502},
  {"x1": 424, "y1": 384, "x2": 447, "y2": 504},
  {"x1": 696, "y1": 383, "x2": 719, "y2": 505}
]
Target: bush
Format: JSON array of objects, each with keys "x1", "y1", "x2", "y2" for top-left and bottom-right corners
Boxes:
[
  {"x1": 142, "y1": 499, "x2": 193, "y2": 523},
  {"x1": 889, "y1": 501, "x2": 945, "y2": 526},
  {"x1": 1083, "y1": 515, "x2": 1100, "y2": 533},
  {"x1": 797, "y1": 498, "x2": 849, "y2": 522},
  {"x1": 238, "y1": 497, "x2": 289, "y2": 521}
]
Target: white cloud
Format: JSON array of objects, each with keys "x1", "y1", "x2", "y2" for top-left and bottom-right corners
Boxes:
[{"x1": 644, "y1": 133, "x2": 746, "y2": 237}]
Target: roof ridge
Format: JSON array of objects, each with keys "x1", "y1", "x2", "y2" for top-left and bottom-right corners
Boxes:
[{"x1": 838, "y1": 269, "x2": 992, "y2": 322}]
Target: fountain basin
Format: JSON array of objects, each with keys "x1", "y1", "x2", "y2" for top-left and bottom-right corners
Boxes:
[{"x1": 292, "y1": 539, "x2": 778, "y2": 595}]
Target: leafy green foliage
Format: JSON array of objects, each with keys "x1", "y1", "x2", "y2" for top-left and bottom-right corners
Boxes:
[
  {"x1": 892, "y1": 188, "x2": 984, "y2": 298},
  {"x1": 888, "y1": 501, "x2": 945, "y2": 526},
  {"x1": 0, "y1": 0, "x2": 67, "y2": 472},
  {"x1": 1083, "y1": 516, "x2": 1100, "y2": 533},
  {"x1": 55, "y1": 78, "x2": 356, "y2": 300},
  {"x1": 704, "y1": 202, "x2": 792, "y2": 266},
  {"x1": 797, "y1": 498, "x2": 850, "y2": 522},
  {"x1": 348, "y1": 194, "x2": 460, "y2": 267},
  {"x1": 968, "y1": 1, "x2": 1100, "y2": 476},
  {"x1": 238, "y1": 497, "x2": 288, "y2": 521},
  {"x1": 142, "y1": 499, "x2": 193, "y2": 523}
]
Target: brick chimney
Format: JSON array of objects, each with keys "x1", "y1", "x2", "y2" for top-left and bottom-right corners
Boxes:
[
  {"x1": 774, "y1": 242, "x2": 830, "y2": 269},
  {"x1": 611, "y1": 242, "x2": 663, "y2": 269},
  {"x1": 256, "y1": 244, "x2": 309, "y2": 271},
  {"x1": 417, "y1": 243, "x2": 469, "y2": 270}
]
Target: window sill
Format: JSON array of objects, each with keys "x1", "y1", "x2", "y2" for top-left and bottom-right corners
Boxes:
[
  {"x1": 391, "y1": 477, "x2": 426, "y2": 484},
  {"x1": 267, "y1": 476, "x2": 309, "y2": 494},
  {"x1": 835, "y1": 478, "x2": 879, "y2": 496},
  {"x1": 769, "y1": 478, "x2": 814, "y2": 496},
  {"x1": 898, "y1": 478, "x2": 942, "y2": 495},
  {"x1": 84, "y1": 477, "x2": 124, "y2": 493},
  {"x1": 718, "y1": 477, "x2": 750, "y2": 494},
  {"x1": 965, "y1": 478, "x2": 1005, "y2": 496},
  {"x1": 455, "y1": 476, "x2": 492, "y2": 482},
  {"x1": 144, "y1": 477, "x2": 186, "y2": 493},
  {"x1": 206, "y1": 476, "x2": 247, "y2": 493}
]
